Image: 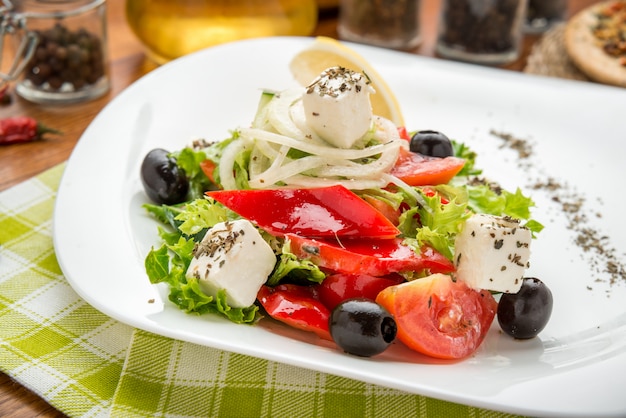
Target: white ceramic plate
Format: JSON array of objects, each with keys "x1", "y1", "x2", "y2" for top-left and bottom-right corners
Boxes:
[{"x1": 54, "y1": 37, "x2": 626, "y2": 417}]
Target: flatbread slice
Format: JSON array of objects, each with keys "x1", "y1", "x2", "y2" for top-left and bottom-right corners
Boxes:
[{"x1": 564, "y1": 1, "x2": 626, "y2": 87}]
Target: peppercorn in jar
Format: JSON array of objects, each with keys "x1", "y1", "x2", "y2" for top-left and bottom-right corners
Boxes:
[
  {"x1": 525, "y1": 0, "x2": 567, "y2": 33},
  {"x1": 4, "y1": 0, "x2": 109, "y2": 104},
  {"x1": 436, "y1": 0, "x2": 528, "y2": 65},
  {"x1": 338, "y1": 0, "x2": 422, "y2": 50}
]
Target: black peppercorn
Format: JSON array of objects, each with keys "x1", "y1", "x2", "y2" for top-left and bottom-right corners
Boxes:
[
  {"x1": 338, "y1": 0, "x2": 422, "y2": 50},
  {"x1": 436, "y1": 0, "x2": 527, "y2": 65},
  {"x1": 525, "y1": 0, "x2": 567, "y2": 33},
  {"x1": 24, "y1": 22, "x2": 105, "y2": 92}
]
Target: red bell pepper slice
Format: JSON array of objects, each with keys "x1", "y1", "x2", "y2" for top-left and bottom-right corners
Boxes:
[
  {"x1": 207, "y1": 185, "x2": 400, "y2": 239},
  {"x1": 257, "y1": 284, "x2": 332, "y2": 340},
  {"x1": 286, "y1": 234, "x2": 455, "y2": 277}
]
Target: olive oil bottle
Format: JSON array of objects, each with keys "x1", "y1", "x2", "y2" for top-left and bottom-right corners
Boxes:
[{"x1": 126, "y1": 0, "x2": 318, "y2": 64}]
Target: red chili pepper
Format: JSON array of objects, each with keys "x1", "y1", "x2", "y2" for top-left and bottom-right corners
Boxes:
[{"x1": 0, "y1": 116, "x2": 61, "y2": 145}]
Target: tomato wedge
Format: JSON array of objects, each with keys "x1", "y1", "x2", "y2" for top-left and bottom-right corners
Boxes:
[
  {"x1": 207, "y1": 185, "x2": 400, "y2": 239},
  {"x1": 397, "y1": 126, "x2": 411, "y2": 141},
  {"x1": 200, "y1": 159, "x2": 218, "y2": 185},
  {"x1": 314, "y1": 273, "x2": 404, "y2": 311},
  {"x1": 287, "y1": 234, "x2": 454, "y2": 277},
  {"x1": 376, "y1": 273, "x2": 497, "y2": 359},
  {"x1": 257, "y1": 284, "x2": 331, "y2": 340},
  {"x1": 391, "y1": 147, "x2": 465, "y2": 186}
]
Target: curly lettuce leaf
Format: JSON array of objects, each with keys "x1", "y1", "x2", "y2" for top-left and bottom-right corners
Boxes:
[
  {"x1": 172, "y1": 147, "x2": 213, "y2": 200},
  {"x1": 145, "y1": 237, "x2": 260, "y2": 324},
  {"x1": 143, "y1": 198, "x2": 235, "y2": 242},
  {"x1": 143, "y1": 203, "x2": 185, "y2": 230},
  {"x1": 466, "y1": 182, "x2": 544, "y2": 235},
  {"x1": 174, "y1": 198, "x2": 233, "y2": 237},
  {"x1": 267, "y1": 248, "x2": 326, "y2": 286},
  {"x1": 397, "y1": 177, "x2": 542, "y2": 260},
  {"x1": 452, "y1": 140, "x2": 482, "y2": 177},
  {"x1": 398, "y1": 188, "x2": 471, "y2": 260}
]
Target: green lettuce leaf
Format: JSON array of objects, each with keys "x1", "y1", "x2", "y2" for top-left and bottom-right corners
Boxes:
[
  {"x1": 452, "y1": 140, "x2": 482, "y2": 177},
  {"x1": 502, "y1": 187, "x2": 534, "y2": 220},
  {"x1": 356, "y1": 188, "x2": 405, "y2": 211},
  {"x1": 202, "y1": 134, "x2": 236, "y2": 164},
  {"x1": 144, "y1": 237, "x2": 260, "y2": 324},
  {"x1": 399, "y1": 188, "x2": 471, "y2": 260},
  {"x1": 466, "y1": 182, "x2": 506, "y2": 215},
  {"x1": 143, "y1": 203, "x2": 184, "y2": 230},
  {"x1": 466, "y1": 181, "x2": 543, "y2": 235},
  {"x1": 145, "y1": 244, "x2": 170, "y2": 283},
  {"x1": 522, "y1": 219, "x2": 544, "y2": 236},
  {"x1": 172, "y1": 147, "x2": 213, "y2": 200},
  {"x1": 232, "y1": 146, "x2": 252, "y2": 190},
  {"x1": 143, "y1": 198, "x2": 235, "y2": 242},
  {"x1": 267, "y1": 248, "x2": 326, "y2": 286},
  {"x1": 174, "y1": 198, "x2": 233, "y2": 237}
]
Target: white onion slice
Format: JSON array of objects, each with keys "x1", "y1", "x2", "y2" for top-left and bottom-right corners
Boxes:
[
  {"x1": 278, "y1": 174, "x2": 388, "y2": 190},
  {"x1": 239, "y1": 128, "x2": 398, "y2": 161},
  {"x1": 248, "y1": 146, "x2": 269, "y2": 179},
  {"x1": 267, "y1": 88, "x2": 309, "y2": 140},
  {"x1": 219, "y1": 139, "x2": 249, "y2": 190},
  {"x1": 248, "y1": 155, "x2": 329, "y2": 189}
]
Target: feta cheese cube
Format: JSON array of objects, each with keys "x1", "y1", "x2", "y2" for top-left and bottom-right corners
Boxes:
[
  {"x1": 454, "y1": 213, "x2": 531, "y2": 293},
  {"x1": 302, "y1": 66, "x2": 374, "y2": 149},
  {"x1": 186, "y1": 219, "x2": 276, "y2": 308}
]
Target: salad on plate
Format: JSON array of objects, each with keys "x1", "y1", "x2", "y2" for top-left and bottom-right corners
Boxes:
[{"x1": 139, "y1": 39, "x2": 550, "y2": 361}]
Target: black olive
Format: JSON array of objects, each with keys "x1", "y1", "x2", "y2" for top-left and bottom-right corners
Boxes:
[
  {"x1": 497, "y1": 277, "x2": 553, "y2": 339},
  {"x1": 329, "y1": 298, "x2": 397, "y2": 357},
  {"x1": 140, "y1": 148, "x2": 189, "y2": 205},
  {"x1": 409, "y1": 130, "x2": 454, "y2": 158}
]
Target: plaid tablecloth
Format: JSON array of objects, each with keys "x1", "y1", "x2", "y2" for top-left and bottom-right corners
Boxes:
[{"x1": 0, "y1": 164, "x2": 520, "y2": 417}]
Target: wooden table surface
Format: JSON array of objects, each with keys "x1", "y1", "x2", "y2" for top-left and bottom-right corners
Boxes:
[{"x1": 0, "y1": 1, "x2": 597, "y2": 416}]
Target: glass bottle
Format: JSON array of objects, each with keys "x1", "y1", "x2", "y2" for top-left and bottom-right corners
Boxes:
[
  {"x1": 524, "y1": 0, "x2": 567, "y2": 33},
  {"x1": 338, "y1": 0, "x2": 422, "y2": 50},
  {"x1": 436, "y1": 0, "x2": 528, "y2": 65},
  {"x1": 3, "y1": 0, "x2": 110, "y2": 104},
  {"x1": 125, "y1": 0, "x2": 319, "y2": 65}
]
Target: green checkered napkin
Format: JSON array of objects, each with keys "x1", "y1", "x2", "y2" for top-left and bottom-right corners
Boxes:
[{"x1": 0, "y1": 164, "x2": 521, "y2": 418}]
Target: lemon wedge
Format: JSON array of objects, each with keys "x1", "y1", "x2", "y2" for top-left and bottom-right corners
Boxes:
[{"x1": 289, "y1": 36, "x2": 405, "y2": 127}]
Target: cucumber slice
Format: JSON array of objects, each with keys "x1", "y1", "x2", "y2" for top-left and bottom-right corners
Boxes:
[{"x1": 252, "y1": 91, "x2": 276, "y2": 129}]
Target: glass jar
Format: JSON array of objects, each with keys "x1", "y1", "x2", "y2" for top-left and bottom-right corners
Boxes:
[
  {"x1": 125, "y1": 0, "x2": 318, "y2": 65},
  {"x1": 5, "y1": 0, "x2": 110, "y2": 104},
  {"x1": 436, "y1": 0, "x2": 528, "y2": 65},
  {"x1": 338, "y1": 0, "x2": 421, "y2": 50},
  {"x1": 524, "y1": 0, "x2": 567, "y2": 33}
]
